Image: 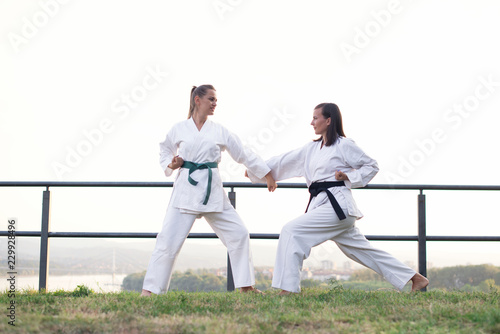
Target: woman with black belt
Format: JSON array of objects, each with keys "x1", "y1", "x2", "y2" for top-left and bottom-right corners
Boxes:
[{"x1": 248, "y1": 102, "x2": 429, "y2": 295}]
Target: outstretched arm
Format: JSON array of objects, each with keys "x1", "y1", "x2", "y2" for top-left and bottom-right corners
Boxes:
[
  {"x1": 264, "y1": 172, "x2": 277, "y2": 192},
  {"x1": 246, "y1": 145, "x2": 307, "y2": 184},
  {"x1": 225, "y1": 129, "x2": 271, "y2": 180}
]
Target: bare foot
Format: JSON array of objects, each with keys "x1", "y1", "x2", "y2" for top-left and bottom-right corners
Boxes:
[
  {"x1": 278, "y1": 290, "x2": 292, "y2": 296},
  {"x1": 240, "y1": 286, "x2": 264, "y2": 295},
  {"x1": 410, "y1": 273, "x2": 429, "y2": 292},
  {"x1": 141, "y1": 289, "x2": 152, "y2": 297}
]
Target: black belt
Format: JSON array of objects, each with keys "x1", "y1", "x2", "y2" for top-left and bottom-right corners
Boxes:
[{"x1": 306, "y1": 181, "x2": 346, "y2": 220}]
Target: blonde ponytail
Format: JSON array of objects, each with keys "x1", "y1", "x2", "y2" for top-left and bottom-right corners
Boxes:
[{"x1": 187, "y1": 84, "x2": 216, "y2": 119}]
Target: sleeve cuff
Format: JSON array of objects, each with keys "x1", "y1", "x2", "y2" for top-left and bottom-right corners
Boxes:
[
  {"x1": 163, "y1": 165, "x2": 174, "y2": 177},
  {"x1": 345, "y1": 171, "x2": 362, "y2": 188},
  {"x1": 247, "y1": 170, "x2": 267, "y2": 184},
  {"x1": 253, "y1": 166, "x2": 271, "y2": 180}
]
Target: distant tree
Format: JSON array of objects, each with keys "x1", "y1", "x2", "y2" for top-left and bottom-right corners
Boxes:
[
  {"x1": 477, "y1": 279, "x2": 500, "y2": 293},
  {"x1": 170, "y1": 271, "x2": 226, "y2": 292},
  {"x1": 301, "y1": 279, "x2": 322, "y2": 288},
  {"x1": 122, "y1": 265, "x2": 500, "y2": 293},
  {"x1": 428, "y1": 264, "x2": 500, "y2": 290},
  {"x1": 458, "y1": 284, "x2": 476, "y2": 292},
  {"x1": 345, "y1": 264, "x2": 500, "y2": 291},
  {"x1": 255, "y1": 272, "x2": 272, "y2": 291},
  {"x1": 340, "y1": 280, "x2": 395, "y2": 291},
  {"x1": 349, "y1": 268, "x2": 385, "y2": 282},
  {"x1": 122, "y1": 270, "x2": 227, "y2": 293},
  {"x1": 122, "y1": 271, "x2": 145, "y2": 292}
]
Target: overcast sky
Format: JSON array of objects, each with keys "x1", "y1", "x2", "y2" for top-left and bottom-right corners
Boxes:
[{"x1": 1, "y1": 0, "x2": 499, "y2": 270}]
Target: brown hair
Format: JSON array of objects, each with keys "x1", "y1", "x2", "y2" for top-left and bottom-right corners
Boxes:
[
  {"x1": 313, "y1": 103, "x2": 346, "y2": 146},
  {"x1": 187, "y1": 85, "x2": 216, "y2": 119}
]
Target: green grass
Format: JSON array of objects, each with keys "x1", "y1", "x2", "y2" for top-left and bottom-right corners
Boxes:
[{"x1": 1, "y1": 284, "x2": 499, "y2": 333}]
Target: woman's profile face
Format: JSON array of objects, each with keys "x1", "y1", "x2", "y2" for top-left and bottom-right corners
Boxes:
[
  {"x1": 196, "y1": 89, "x2": 217, "y2": 116},
  {"x1": 311, "y1": 108, "x2": 330, "y2": 136}
]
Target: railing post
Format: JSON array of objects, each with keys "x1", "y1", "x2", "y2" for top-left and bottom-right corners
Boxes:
[
  {"x1": 418, "y1": 190, "x2": 427, "y2": 291},
  {"x1": 227, "y1": 188, "x2": 236, "y2": 291},
  {"x1": 39, "y1": 188, "x2": 51, "y2": 292}
]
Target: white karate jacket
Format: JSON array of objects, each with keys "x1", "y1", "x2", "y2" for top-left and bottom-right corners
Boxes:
[
  {"x1": 160, "y1": 118, "x2": 270, "y2": 213},
  {"x1": 249, "y1": 137, "x2": 379, "y2": 219}
]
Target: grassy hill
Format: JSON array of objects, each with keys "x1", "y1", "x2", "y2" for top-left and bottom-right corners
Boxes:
[{"x1": 1, "y1": 285, "x2": 499, "y2": 333}]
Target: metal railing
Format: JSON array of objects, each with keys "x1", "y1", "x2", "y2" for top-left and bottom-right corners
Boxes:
[{"x1": 1, "y1": 181, "x2": 500, "y2": 292}]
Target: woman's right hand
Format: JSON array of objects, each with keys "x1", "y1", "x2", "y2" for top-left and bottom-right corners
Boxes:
[{"x1": 167, "y1": 155, "x2": 184, "y2": 170}]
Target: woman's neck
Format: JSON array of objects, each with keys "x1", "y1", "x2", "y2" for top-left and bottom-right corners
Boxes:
[
  {"x1": 192, "y1": 111, "x2": 208, "y2": 131},
  {"x1": 321, "y1": 135, "x2": 327, "y2": 148}
]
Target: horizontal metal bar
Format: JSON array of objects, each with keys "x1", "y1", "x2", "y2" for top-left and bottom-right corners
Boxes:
[
  {"x1": 365, "y1": 235, "x2": 417, "y2": 241},
  {"x1": 363, "y1": 184, "x2": 500, "y2": 191},
  {"x1": 0, "y1": 231, "x2": 42, "y2": 237},
  {"x1": 1, "y1": 231, "x2": 499, "y2": 241},
  {"x1": 426, "y1": 236, "x2": 500, "y2": 242},
  {"x1": 1, "y1": 181, "x2": 500, "y2": 191},
  {"x1": 249, "y1": 233, "x2": 280, "y2": 239},
  {"x1": 0, "y1": 181, "x2": 175, "y2": 188},
  {"x1": 50, "y1": 232, "x2": 159, "y2": 238}
]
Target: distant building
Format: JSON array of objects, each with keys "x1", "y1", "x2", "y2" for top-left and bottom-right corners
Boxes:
[
  {"x1": 321, "y1": 260, "x2": 336, "y2": 270},
  {"x1": 216, "y1": 268, "x2": 227, "y2": 278},
  {"x1": 300, "y1": 268, "x2": 313, "y2": 280},
  {"x1": 343, "y1": 261, "x2": 352, "y2": 271},
  {"x1": 259, "y1": 268, "x2": 273, "y2": 279}
]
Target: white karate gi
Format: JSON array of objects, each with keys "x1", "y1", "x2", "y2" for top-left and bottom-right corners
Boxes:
[
  {"x1": 249, "y1": 137, "x2": 416, "y2": 293},
  {"x1": 143, "y1": 118, "x2": 270, "y2": 294}
]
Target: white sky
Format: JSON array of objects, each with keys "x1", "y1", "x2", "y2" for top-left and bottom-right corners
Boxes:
[{"x1": 1, "y1": 0, "x2": 499, "y2": 269}]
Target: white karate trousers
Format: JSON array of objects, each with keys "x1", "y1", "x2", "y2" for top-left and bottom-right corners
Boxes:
[
  {"x1": 143, "y1": 203, "x2": 255, "y2": 294},
  {"x1": 272, "y1": 203, "x2": 416, "y2": 293}
]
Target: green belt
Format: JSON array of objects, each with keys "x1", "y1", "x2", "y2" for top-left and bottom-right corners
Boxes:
[{"x1": 181, "y1": 161, "x2": 219, "y2": 205}]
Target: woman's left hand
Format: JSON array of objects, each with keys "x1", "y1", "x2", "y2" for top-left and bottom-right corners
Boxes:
[
  {"x1": 265, "y1": 172, "x2": 278, "y2": 192},
  {"x1": 335, "y1": 170, "x2": 349, "y2": 181}
]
